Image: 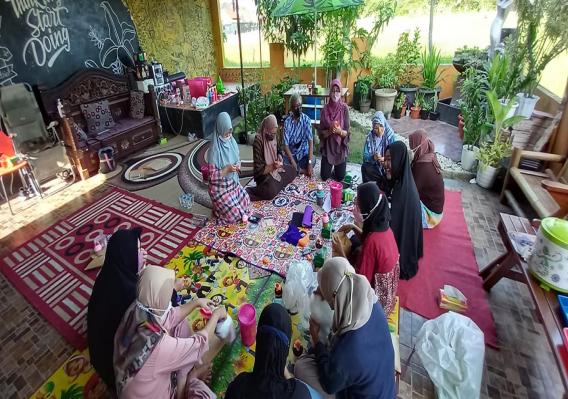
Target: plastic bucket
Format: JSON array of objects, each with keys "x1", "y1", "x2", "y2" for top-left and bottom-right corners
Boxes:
[
  {"x1": 329, "y1": 181, "x2": 343, "y2": 208},
  {"x1": 238, "y1": 303, "x2": 257, "y2": 346}
]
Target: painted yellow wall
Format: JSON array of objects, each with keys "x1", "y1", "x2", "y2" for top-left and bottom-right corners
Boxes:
[{"x1": 124, "y1": 0, "x2": 218, "y2": 77}]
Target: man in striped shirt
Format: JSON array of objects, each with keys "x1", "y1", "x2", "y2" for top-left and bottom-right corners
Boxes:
[{"x1": 283, "y1": 93, "x2": 315, "y2": 177}]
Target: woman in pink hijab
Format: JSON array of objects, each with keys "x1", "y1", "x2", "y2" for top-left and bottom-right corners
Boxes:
[
  {"x1": 318, "y1": 79, "x2": 350, "y2": 181},
  {"x1": 247, "y1": 114, "x2": 296, "y2": 201}
]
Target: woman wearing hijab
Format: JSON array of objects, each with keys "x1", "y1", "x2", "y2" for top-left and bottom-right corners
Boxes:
[
  {"x1": 361, "y1": 112, "x2": 396, "y2": 191},
  {"x1": 318, "y1": 79, "x2": 350, "y2": 182},
  {"x1": 384, "y1": 141, "x2": 423, "y2": 280},
  {"x1": 88, "y1": 228, "x2": 145, "y2": 392},
  {"x1": 114, "y1": 265, "x2": 226, "y2": 399},
  {"x1": 295, "y1": 257, "x2": 396, "y2": 399},
  {"x1": 225, "y1": 303, "x2": 321, "y2": 399},
  {"x1": 247, "y1": 114, "x2": 296, "y2": 201},
  {"x1": 333, "y1": 182, "x2": 399, "y2": 315},
  {"x1": 409, "y1": 130, "x2": 445, "y2": 229},
  {"x1": 207, "y1": 112, "x2": 250, "y2": 224}
]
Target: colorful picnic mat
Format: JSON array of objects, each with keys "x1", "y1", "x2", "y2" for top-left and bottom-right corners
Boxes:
[{"x1": 195, "y1": 176, "x2": 354, "y2": 276}]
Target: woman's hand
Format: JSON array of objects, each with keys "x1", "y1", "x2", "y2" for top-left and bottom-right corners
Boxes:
[
  {"x1": 222, "y1": 164, "x2": 238, "y2": 176},
  {"x1": 309, "y1": 318, "x2": 320, "y2": 346},
  {"x1": 332, "y1": 234, "x2": 346, "y2": 257},
  {"x1": 212, "y1": 306, "x2": 227, "y2": 321},
  {"x1": 194, "y1": 298, "x2": 214, "y2": 310},
  {"x1": 174, "y1": 276, "x2": 191, "y2": 291},
  {"x1": 338, "y1": 224, "x2": 355, "y2": 234}
]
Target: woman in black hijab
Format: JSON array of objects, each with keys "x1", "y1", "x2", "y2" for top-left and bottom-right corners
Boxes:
[
  {"x1": 384, "y1": 141, "x2": 423, "y2": 280},
  {"x1": 87, "y1": 228, "x2": 142, "y2": 392},
  {"x1": 226, "y1": 303, "x2": 319, "y2": 399},
  {"x1": 334, "y1": 182, "x2": 400, "y2": 314}
]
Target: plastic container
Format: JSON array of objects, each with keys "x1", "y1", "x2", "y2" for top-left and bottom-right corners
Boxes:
[
  {"x1": 238, "y1": 303, "x2": 257, "y2": 346},
  {"x1": 559, "y1": 295, "x2": 568, "y2": 327},
  {"x1": 187, "y1": 77, "x2": 211, "y2": 99},
  {"x1": 329, "y1": 181, "x2": 343, "y2": 209},
  {"x1": 201, "y1": 164, "x2": 210, "y2": 182}
]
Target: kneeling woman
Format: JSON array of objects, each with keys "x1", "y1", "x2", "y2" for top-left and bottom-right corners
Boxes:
[
  {"x1": 247, "y1": 115, "x2": 296, "y2": 201},
  {"x1": 114, "y1": 266, "x2": 226, "y2": 399},
  {"x1": 333, "y1": 182, "x2": 399, "y2": 315},
  {"x1": 295, "y1": 257, "x2": 395, "y2": 399},
  {"x1": 208, "y1": 112, "x2": 251, "y2": 224},
  {"x1": 225, "y1": 303, "x2": 320, "y2": 399},
  {"x1": 409, "y1": 130, "x2": 445, "y2": 229}
]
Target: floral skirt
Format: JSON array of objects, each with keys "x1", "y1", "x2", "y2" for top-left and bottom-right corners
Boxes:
[{"x1": 374, "y1": 262, "x2": 400, "y2": 316}]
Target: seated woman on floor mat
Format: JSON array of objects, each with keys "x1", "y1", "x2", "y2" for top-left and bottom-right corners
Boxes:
[
  {"x1": 294, "y1": 257, "x2": 396, "y2": 399},
  {"x1": 225, "y1": 303, "x2": 321, "y2": 399},
  {"x1": 361, "y1": 111, "x2": 396, "y2": 191},
  {"x1": 318, "y1": 79, "x2": 350, "y2": 182},
  {"x1": 113, "y1": 265, "x2": 225, "y2": 399},
  {"x1": 409, "y1": 130, "x2": 445, "y2": 229},
  {"x1": 384, "y1": 141, "x2": 423, "y2": 280},
  {"x1": 283, "y1": 93, "x2": 315, "y2": 177},
  {"x1": 207, "y1": 112, "x2": 251, "y2": 224},
  {"x1": 332, "y1": 182, "x2": 399, "y2": 315},
  {"x1": 88, "y1": 228, "x2": 145, "y2": 392},
  {"x1": 247, "y1": 114, "x2": 296, "y2": 201}
]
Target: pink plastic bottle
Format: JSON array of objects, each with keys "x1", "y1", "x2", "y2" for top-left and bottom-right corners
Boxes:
[
  {"x1": 329, "y1": 181, "x2": 343, "y2": 208},
  {"x1": 238, "y1": 303, "x2": 257, "y2": 347}
]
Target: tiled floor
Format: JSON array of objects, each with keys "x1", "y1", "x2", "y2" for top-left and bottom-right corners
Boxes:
[{"x1": 0, "y1": 172, "x2": 564, "y2": 397}]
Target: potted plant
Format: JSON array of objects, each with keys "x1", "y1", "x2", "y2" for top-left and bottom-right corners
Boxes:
[
  {"x1": 476, "y1": 90, "x2": 524, "y2": 189},
  {"x1": 419, "y1": 46, "x2": 443, "y2": 104},
  {"x1": 419, "y1": 96, "x2": 431, "y2": 120},
  {"x1": 459, "y1": 68, "x2": 488, "y2": 171},
  {"x1": 452, "y1": 46, "x2": 487, "y2": 73},
  {"x1": 485, "y1": 50, "x2": 521, "y2": 119},
  {"x1": 356, "y1": 76, "x2": 373, "y2": 113},
  {"x1": 372, "y1": 55, "x2": 398, "y2": 118},
  {"x1": 391, "y1": 93, "x2": 406, "y2": 119},
  {"x1": 395, "y1": 29, "x2": 421, "y2": 107},
  {"x1": 411, "y1": 92, "x2": 423, "y2": 119},
  {"x1": 512, "y1": 0, "x2": 568, "y2": 118},
  {"x1": 237, "y1": 87, "x2": 249, "y2": 117},
  {"x1": 429, "y1": 94, "x2": 439, "y2": 120}
]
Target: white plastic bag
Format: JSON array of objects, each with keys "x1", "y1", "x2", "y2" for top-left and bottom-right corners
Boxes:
[
  {"x1": 283, "y1": 261, "x2": 317, "y2": 329},
  {"x1": 416, "y1": 312, "x2": 485, "y2": 399}
]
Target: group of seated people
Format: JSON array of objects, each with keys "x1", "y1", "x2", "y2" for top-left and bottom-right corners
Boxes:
[{"x1": 87, "y1": 228, "x2": 396, "y2": 398}]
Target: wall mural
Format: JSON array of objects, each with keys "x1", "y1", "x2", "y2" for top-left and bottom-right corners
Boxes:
[
  {"x1": 0, "y1": 0, "x2": 139, "y2": 88},
  {"x1": 124, "y1": 0, "x2": 218, "y2": 78},
  {"x1": 85, "y1": 1, "x2": 136, "y2": 75}
]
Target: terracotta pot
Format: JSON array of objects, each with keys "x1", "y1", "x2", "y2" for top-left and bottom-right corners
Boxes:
[
  {"x1": 410, "y1": 107, "x2": 421, "y2": 119},
  {"x1": 401, "y1": 105, "x2": 407, "y2": 116},
  {"x1": 458, "y1": 114, "x2": 465, "y2": 140}
]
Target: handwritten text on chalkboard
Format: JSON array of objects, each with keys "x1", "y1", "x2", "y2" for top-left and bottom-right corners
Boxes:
[{"x1": 6, "y1": 0, "x2": 71, "y2": 68}]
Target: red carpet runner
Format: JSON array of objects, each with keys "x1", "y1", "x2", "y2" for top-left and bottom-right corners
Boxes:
[
  {"x1": 397, "y1": 190, "x2": 498, "y2": 347},
  {"x1": 0, "y1": 188, "x2": 206, "y2": 349}
]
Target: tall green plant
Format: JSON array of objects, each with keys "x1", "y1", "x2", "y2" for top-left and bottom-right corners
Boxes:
[
  {"x1": 514, "y1": 0, "x2": 568, "y2": 97},
  {"x1": 421, "y1": 47, "x2": 443, "y2": 89},
  {"x1": 395, "y1": 29, "x2": 422, "y2": 87},
  {"x1": 459, "y1": 68, "x2": 489, "y2": 148}
]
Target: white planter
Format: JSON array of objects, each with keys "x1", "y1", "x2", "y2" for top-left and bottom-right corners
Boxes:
[
  {"x1": 500, "y1": 98, "x2": 518, "y2": 120},
  {"x1": 516, "y1": 93, "x2": 540, "y2": 119},
  {"x1": 476, "y1": 163, "x2": 499, "y2": 189},
  {"x1": 239, "y1": 104, "x2": 246, "y2": 117},
  {"x1": 461, "y1": 145, "x2": 479, "y2": 171},
  {"x1": 374, "y1": 89, "x2": 398, "y2": 117},
  {"x1": 246, "y1": 131, "x2": 256, "y2": 146}
]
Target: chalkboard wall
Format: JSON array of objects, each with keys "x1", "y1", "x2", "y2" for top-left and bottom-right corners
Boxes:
[{"x1": 0, "y1": 0, "x2": 139, "y2": 89}]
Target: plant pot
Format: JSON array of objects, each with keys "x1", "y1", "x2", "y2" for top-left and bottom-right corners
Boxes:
[
  {"x1": 359, "y1": 100, "x2": 371, "y2": 113},
  {"x1": 419, "y1": 109, "x2": 429, "y2": 120},
  {"x1": 239, "y1": 104, "x2": 246, "y2": 117},
  {"x1": 458, "y1": 114, "x2": 465, "y2": 140},
  {"x1": 499, "y1": 98, "x2": 518, "y2": 120},
  {"x1": 476, "y1": 162, "x2": 499, "y2": 189},
  {"x1": 452, "y1": 61, "x2": 466, "y2": 73},
  {"x1": 399, "y1": 86, "x2": 418, "y2": 107},
  {"x1": 246, "y1": 131, "x2": 256, "y2": 146},
  {"x1": 460, "y1": 145, "x2": 479, "y2": 171},
  {"x1": 516, "y1": 93, "x2": 540, "y2": 119},
  {"x1": 410, "y1": 107, "x2": 421, "y2": 119},
  {"x1": 374, "y1": 89, "x2": 398, "y2": 118},
  {"x1": 418, "y1": 86, "x2": 441, "y2": 104},
  {"x1": 392, "y1": 109, "x2": 401, "y2": 119},
  {"x1": 429, "y1": 111, "x2": 440, "y2": 121},
  {"x1": 401, "y1": 105, "x2": 407, "y2": 116},
  {"x1": 238, "y1": 131, "x2": 247, "y2": 144}
]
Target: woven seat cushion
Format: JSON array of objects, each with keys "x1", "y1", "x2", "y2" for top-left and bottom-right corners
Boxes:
[{"x1": 81, "y1": 100, "x2": 115, "y2": 136}]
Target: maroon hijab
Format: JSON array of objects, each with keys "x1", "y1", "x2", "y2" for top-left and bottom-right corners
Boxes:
[
  {"x1": 409, "y1": 129, "x2": 441, "y2": 174},
  {"x1": 320, "y1": 79, "x2": 349, "y2": 165}
]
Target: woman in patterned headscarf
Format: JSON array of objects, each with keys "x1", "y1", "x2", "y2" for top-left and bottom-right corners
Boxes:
[
  {"x1": 247, "y1": 114, "x2": 296, "y2": 201},
  {"x1": 318, "y1": 79, "x2": 350, "y2": 182},
  {"x1": 361, "y1": 111, "x2": 397, "y2": 191},
  {"x1": 207, "y1": 112, "x2": 251, "y2": 224}
]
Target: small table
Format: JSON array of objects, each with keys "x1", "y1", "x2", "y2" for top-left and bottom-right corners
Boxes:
[
  {"x1": 480, "y1": 213, "x2": 568, "y2": 396},
  {"x1": 0, "y1": 160, "x2": 43, "y2": 215},
  {"x1": 284, "y1": 87, "x2": 350, "y2": 124},
  {"x1": 159, "y1": 92, "x2": 239, "y2": 139}
]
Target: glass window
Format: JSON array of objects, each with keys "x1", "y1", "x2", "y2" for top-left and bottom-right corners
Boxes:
[{"x1": 220, "y1": 0, "x2": 270, "y2": 67}]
